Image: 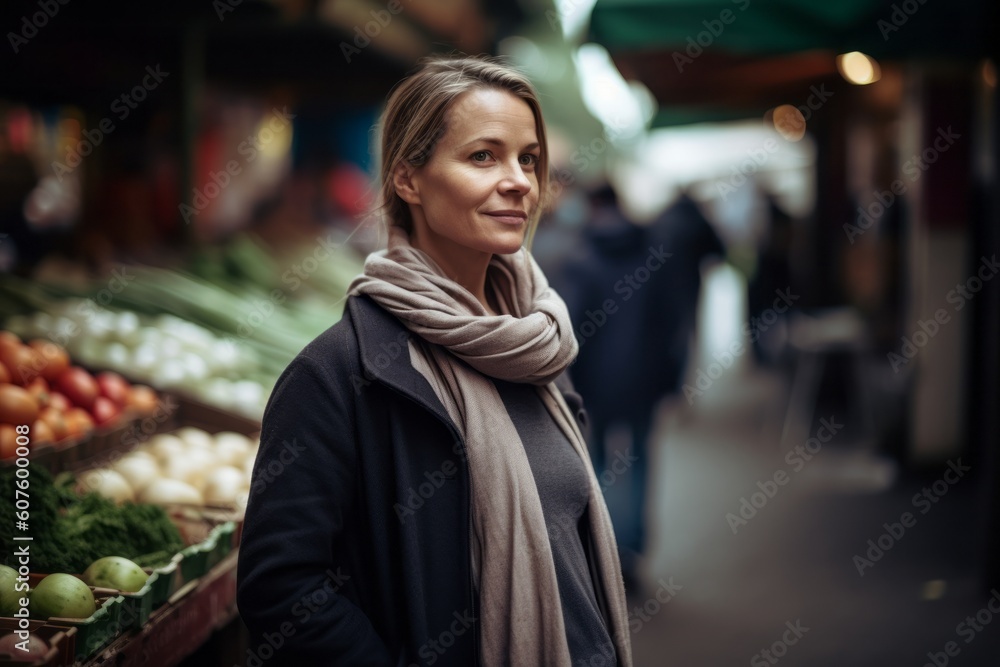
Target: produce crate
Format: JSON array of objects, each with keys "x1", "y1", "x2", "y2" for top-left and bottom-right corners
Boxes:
[
  {"x1": 0, "y1": 619, "x2": 76, "y2": 667},
  {"x1": 0, "y1": 413, "x2": 146, "y2": 478},
  {"x1": 144, "y1": 557, "x2": 182, "y2": 610},
  {"x1": 167, "y1": 508, "x2": 235, "y2": 578},
  {"x1": 171, "y1": 393, "x2": 261, "y2": 436},
  {"x1": 25, "y1": 576, "x2": 125, "y2": 662},
  {"x1": 109, "y1": 571, "x2": 158, "y2": 632},
  {"x1": 204, "y1": 522, "x2": 236, "y2": 570},
  {"x1": 48, "y1": 591, "x2": 124, "y2": 662},
  {"x1": 69, "y1": 412, "x2": 151, "y2": 474}
]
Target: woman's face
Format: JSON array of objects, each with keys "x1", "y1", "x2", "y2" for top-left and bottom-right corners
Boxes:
[{"x1": 400, "y1": 88, "x2": 541, "y2": 262}]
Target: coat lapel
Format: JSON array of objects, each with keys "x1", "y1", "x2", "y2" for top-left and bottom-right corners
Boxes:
[{"x1": 348, "y1": 295, "x2": 457, "y2": 430}]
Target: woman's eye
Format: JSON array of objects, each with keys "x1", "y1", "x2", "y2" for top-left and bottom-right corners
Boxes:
[
  {"x1": 520, "y1": 154, "x2": 539, "y2": 167},
  {"x1": 472, "y1": 151, "x2": 491, "y2": 162}
]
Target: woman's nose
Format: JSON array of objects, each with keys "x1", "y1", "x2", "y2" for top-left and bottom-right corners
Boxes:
[{"x1": 499, "y1": 160, "x2": 532, "y2": 195}]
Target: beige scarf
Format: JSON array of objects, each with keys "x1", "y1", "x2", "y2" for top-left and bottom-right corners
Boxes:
[{"x1": 349, "y1": 227, "x2": 631, "y2": 667}]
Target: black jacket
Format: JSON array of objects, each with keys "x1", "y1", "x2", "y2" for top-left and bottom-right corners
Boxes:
[{"x1": 236, "y1": 295, "x2": 589, "y2": 666}]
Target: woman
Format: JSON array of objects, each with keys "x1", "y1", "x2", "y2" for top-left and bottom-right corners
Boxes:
[{"x1": 237, "y1": 55, "x2": 632, "y2": 667}]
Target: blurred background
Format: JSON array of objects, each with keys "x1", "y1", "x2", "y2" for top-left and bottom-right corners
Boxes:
[{"x1": 0, "y1": 0, "x2": 998, "y2": 665}]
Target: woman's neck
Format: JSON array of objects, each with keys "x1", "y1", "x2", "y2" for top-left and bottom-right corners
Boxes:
[{"x1": 409, "y1": 226, "x2": 497, "y2": 314}]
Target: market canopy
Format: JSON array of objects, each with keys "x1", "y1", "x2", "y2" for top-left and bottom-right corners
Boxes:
[
  {"x1": 588, "y1": 0, "x2": 993, "y2": 59},
  {"x1": 587, "y1": 0, "x2": 995, "y2": 125}
]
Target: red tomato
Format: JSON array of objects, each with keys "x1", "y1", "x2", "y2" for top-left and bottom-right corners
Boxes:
[
  {"x1": 64, "y1": 408, "x2": 95, "y2": 439},
  {"x1": 0, "y1": 384, "x2": 40, "y2": 425},
  {"x1": 31, "y1": 418, "x2": 54, "y2": 445},
  {"x1": 29, "y1": 339, "x2": 70, "y2": 382},
  {"x1": 128, "y1": 385, "x2": 159, "y2": 415},
  {"x1": 91, "y1": 396, "x2": 121, "y2": 427},
  {"x1": 0, "y1": 342, "x2": 42, "y2": 386},
  {"x1": 39, "y1": 406, "x2": 68, "y2": 441},
  {"x1": 55, "y1": 367, "x2": 99, "y2": 411},
  {"x1": 26, "y1": 376, "x2": 50, "y2": 408},
  {"x1": 48, "y1": 391, "x2": 71, "y2": 412},
  {"x1": 97, "y1": 372, "x2": 131, "y2": 408},
  {"x1": 0, "y1": 361, "x2": 10, "y2": 384}
]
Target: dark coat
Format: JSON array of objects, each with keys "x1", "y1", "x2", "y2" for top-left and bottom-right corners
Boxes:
[{"x1": 236, "y1": 294, "x2": 590, "y2": 667}]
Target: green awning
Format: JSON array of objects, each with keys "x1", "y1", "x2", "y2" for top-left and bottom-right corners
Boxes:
[{"x1": 589, "y1": 0, "x2": 993, "y2": 59}]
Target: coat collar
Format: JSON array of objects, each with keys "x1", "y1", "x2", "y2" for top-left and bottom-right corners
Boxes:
[{"x1": 347, "y1": 295, "x2": 457, "y2": 429}]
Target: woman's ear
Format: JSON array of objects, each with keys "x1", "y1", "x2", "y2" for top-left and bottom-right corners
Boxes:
[{"x1": 393, "y1": 162, "x2": 420, "y2": 205}]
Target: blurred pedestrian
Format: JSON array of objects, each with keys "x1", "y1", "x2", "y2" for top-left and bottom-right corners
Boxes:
[
  {"x1": 645, "y1": 191, "x2": 726, "y2": 395},
  {"x1": 541, "y1": 183, "x2": 676, "y2": 590}
]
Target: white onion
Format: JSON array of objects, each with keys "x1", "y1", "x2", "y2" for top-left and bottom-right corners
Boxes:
[
  {"x1": 139, "y1": 478, "x2": 203, "y2": 506},
  {"x1": 183, "y1": 449, "x2": 217, "y2": 489},
  {"x1": 112, "y1": 454, "x2": 161, "y2": 493},
  {"x1": 77, "y1": 468, "x2": 135, "y2": 504},
  {"x1": 214, "y1": 431, "x2": 252, "y2": 466},
  {"x1": 202, "y1": 466, "x2": 247, "y2": 505},
  {"x1": 147, "y1": 434, "x2": 187, "y2": 464},
  {"x1": 161, "y1": 456, "x2": 196, "y2": 481},
  {"x1": 175, "y1": 427, "x2": 214, "y2": 450},
  {"x1": 114, "y1": 312, "x2": 141, "y2": 346},
  {"x1": 102, "y1": 342, "x2": 131, "y2": 371}
]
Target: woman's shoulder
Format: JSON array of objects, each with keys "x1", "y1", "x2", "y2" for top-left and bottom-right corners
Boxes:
[
  {"x1": 271, "y1": 297, "x2": 366, "y2": 391},
  {"x1": 277, "y1": 294, "x2": 408, "y2": 388}
]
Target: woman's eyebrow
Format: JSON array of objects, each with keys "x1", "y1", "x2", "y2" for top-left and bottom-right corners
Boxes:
[{"x1": 458, "y1": 137, "x2": 540, "y2": 151}]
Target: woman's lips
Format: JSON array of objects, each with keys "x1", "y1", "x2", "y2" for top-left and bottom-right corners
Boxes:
[{"x1": 483, "y1": 210, "x2": 527, "y2": 225}]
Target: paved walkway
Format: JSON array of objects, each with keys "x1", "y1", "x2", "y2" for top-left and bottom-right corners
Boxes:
[{"x1": 628, "y1": 370, "x2": 998, "y2": 666}]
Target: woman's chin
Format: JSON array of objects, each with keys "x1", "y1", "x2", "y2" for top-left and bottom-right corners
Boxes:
[{"x1": 488, "y1": 231, "x2": 528, "y2": 255}]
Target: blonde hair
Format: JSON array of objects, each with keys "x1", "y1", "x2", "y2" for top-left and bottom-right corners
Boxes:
[{"x1": 377, "y1": 54, "x2": 550, "y2": 247}]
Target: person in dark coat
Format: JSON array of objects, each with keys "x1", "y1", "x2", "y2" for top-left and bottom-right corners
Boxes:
[
  {"x1": 540, "y1": 188, "x2": 725, "y2": 589},
  {"x1": 645, "y1": 192, "x2": 726, "y2": 398},
  {"x1": 237, "y1": 56, "x2": 633, "y2": 667},
  {"x1": 540, "y1": 184, "x2": 671, "y2": 588}
]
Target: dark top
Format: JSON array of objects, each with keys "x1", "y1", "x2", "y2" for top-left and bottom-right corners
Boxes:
[{"x1": 493, "y1": 378, "x2": 617, "y2": 666}]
